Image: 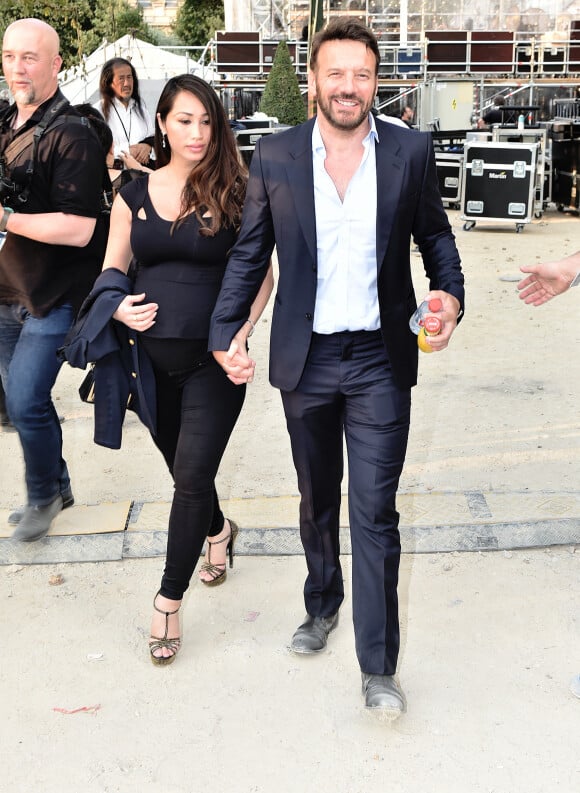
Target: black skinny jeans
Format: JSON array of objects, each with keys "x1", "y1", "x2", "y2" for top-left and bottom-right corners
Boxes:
[{"x1": 143, "y1": 338, "x2": 246, "y2": 600}]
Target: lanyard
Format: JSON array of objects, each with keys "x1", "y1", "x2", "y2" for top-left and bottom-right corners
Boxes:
[{"x1": 112, "y1": 102, "x2": 132, "y2": 144}]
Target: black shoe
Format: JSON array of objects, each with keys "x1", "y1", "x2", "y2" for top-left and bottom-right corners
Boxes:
[
  {"x1": 8, "y1": 486, "x2": 74, "y2": 526},
  {"x1": 11, "y1": 494, "x2": 64, "y2": 542},
  {"x1": 289, "y1": 613, "x2": 339, "y2": 654},
  {"x1": 361, "y1": 673, "x2": 406, "y2": 721}
]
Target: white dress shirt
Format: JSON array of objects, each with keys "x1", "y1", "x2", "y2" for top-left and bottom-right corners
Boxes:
[
  {"x1": 312, "y1": 114, "x2": 380, "y2": 334},
  {"x1": 93, "y1": 96, "x2": 155, "y2": 158}
]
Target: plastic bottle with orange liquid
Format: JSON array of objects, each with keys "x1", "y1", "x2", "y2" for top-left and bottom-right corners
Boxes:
[{"x1": 409, "y1": 297, "x2": 442, "y2": 353}]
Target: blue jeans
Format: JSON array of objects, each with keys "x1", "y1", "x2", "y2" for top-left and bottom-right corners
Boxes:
[{"x1": 0, "y1": 303, "x2": 73, "y2": 506}]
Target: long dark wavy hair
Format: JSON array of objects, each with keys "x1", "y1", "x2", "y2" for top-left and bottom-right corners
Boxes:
[
  {"x1": 98, "y1": 58, "x2": 147, "y2": 122},
  {"x1": 154, "y1": 74, "x2": 247, "y2": 236}
]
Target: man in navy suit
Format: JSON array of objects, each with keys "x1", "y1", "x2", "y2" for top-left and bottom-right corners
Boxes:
[{"x1": 210, "y1": 18, "x2": 464, "y2": 720}]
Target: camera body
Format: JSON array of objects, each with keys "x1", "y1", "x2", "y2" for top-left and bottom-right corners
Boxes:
[{"x1": 0, "y1": 155, "x2": 29, "y2": 205}]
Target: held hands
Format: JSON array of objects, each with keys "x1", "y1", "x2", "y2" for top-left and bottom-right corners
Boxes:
[
  {"x1": 113, "y1": 293, "x2": 158, "y2": 331},
  {"x1": 213, "y1": 328, "x2": 256, "y2": 385},
  {"x1": 418, "y1": 290, "x2": 461, "y2": 352}
]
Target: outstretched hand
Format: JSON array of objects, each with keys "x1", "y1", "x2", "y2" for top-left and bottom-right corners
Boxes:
[{"x1": 517, "y1": 260, "x2": 576, "y2": 306}]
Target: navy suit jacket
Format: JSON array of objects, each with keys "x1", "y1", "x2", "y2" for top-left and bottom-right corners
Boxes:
[
  {"x1": 61, "y1": 268, "x2": 157, "y2": 449},
  {"x1": 209, "y1": 117, "x2": 464, "y2": 392}
]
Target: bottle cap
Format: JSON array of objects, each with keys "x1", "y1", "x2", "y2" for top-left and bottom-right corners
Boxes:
[
  {"x1": 424, "y1": 315, "x2": 442, "y2": 335},
  {"x1": 427, "y1": 297, "x2": 442, "y2": 312}
]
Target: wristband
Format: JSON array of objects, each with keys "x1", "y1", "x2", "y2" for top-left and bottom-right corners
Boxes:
[
  {"x1": 245, "y1": 318, "x2": 255, "y2": 337},
  {"x1": 0, "y1": 206, "x2": 14, "y2": 232},
  {"x1": 570, "y1": 270, "x2": 580, "y2": 287}
]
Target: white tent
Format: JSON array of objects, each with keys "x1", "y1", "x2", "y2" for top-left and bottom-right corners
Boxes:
[{"x1": 58, "y1": 34, "x2": 219, "y2": 112}]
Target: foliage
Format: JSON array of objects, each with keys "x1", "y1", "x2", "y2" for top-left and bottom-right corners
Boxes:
[
  {"x1": 0, "y1": 0, "x2": 157, "y2": 68},
  {"x1": 0, "y1": 0, "x2": 91, "y2": 65},
  {"x1": 259, "y1": 40, "x2": 306, "y2": 127},
  {"x1": 82, "y1": 0, "x2": 158, "y2": 57},
  {"x1": 173, "y1": 0, "x2": 224, "y2": 48}
]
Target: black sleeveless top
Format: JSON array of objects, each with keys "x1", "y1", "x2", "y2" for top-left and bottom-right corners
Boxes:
[{"x1": 120, "y1": 175, "x2": 238, "y2": 340}]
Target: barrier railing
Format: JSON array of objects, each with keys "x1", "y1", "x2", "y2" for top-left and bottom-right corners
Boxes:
[{"x1": 208, "y1": 32, "x2": 580, "y2": 79}]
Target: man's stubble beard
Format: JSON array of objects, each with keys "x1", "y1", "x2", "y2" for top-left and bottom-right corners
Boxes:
[{"x1": 315, "y1": 92, "x2": 373, "y2": 132}]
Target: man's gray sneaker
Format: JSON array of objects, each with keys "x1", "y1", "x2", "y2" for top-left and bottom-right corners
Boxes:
[
  {"x1": 11, "y1": 494, "x2": 64, "y2": 542},
  {"x1": 8, "y1": 487, "x2": 74, "y2": 525}
]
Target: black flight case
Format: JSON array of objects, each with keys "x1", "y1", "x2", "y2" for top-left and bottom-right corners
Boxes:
[
  {"x1": 461, "y1": 141, "x2": 539, "y2": 232},
  {"x1": 432, "y1": 129, "x2": 470, "y2": 209},
  {"x1": 435, "y1": 152, "x2": 464, "y2": 209}
]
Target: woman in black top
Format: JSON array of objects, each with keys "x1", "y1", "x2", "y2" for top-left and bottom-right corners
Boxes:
[{"x1": 101, "y1": 75, "x2": 273, "y2": 665}]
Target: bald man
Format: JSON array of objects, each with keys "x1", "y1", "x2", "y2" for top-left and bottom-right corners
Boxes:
[{"x1": 0, "y1": 19, "x2": 109, "y2": 541}]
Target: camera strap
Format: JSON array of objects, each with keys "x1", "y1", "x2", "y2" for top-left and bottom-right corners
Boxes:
[
  {"x1": 1, "y1": 96, "x2": 112, "y2": 215},
  {"x1": 2, "y1": 97, "x2": 93, "y2": 204},
  {"x1": 3, "y1": 97, "x2": 70, "y2": 169},
  {"x1": 3, "y1": 126, "x2": 37, "y2": 165}
]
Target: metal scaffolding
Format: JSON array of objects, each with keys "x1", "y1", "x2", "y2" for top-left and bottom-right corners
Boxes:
[{"x1": 225, "y1": 0, "x2": 571, "y2": 42}]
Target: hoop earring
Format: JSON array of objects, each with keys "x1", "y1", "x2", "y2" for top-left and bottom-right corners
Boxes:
[{"x1": 162, "y1": 133, "x2": 168, "y2": 149}]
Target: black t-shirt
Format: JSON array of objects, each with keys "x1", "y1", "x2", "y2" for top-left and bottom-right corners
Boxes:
[
  {"x1": 483, "y1": 107, "x2": 503, "y2": 125},
  {"x1": 0, "y1": 90, "x2": 109, "y2": 316}
]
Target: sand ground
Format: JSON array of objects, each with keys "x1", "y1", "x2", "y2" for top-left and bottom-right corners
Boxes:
[{"x1": 1, "y1": 207, "x2": 579, "y2": 793}]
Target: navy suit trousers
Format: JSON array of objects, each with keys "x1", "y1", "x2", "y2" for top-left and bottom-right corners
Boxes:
[{"x1": 281, "y1": 330, "x2": 411, "y2": 675}]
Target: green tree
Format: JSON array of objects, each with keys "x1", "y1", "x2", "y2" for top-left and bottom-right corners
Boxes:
[
  {"x1": 82, "y1": 0, "x2": 158, "y2": 58},
  {"x1": 0, "y1": 0, "x2": 94, "y2": 66},
  {"x1": 0, "y1": 0, "x2": 157, "y2": 68},
  {"x1": 259, "y1": 40, "x2": 306, "y2": 126},
  {"x1": 173, "y1": 0, "x2": 224, "y2": 48}
]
